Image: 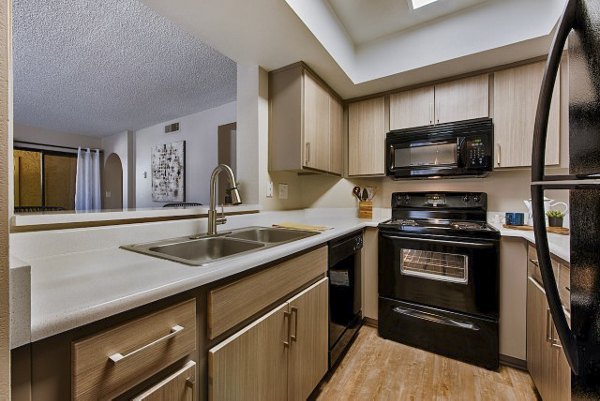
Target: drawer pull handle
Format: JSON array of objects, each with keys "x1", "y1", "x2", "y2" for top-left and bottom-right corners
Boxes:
[
  {"x1": 109, "y1": 325, "x2": 184, "y2": 364},
  {"x1": 283, "y1": 311, "x2": 292, "y2": 347},
  {"x1": 529, "y1": 258, "x2": 539, "y2": 267},
  {"x1": 291, "y1": 307, "x2": 299, "y2": 342}
]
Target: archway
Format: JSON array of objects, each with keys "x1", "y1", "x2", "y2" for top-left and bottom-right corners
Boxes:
[{"x1": 103, "y1": 153, "x2": 123, "y2": 210}]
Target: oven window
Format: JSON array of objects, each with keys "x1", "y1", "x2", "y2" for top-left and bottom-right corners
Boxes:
[
  {"x1": 400, "y1": 249, "x2": 468, "y2": 284},
  {"x1": 394, "y1": 142, "x2": 457, "y2": 168}
]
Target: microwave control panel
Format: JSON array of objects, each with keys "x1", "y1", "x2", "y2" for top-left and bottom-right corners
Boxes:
[{"x1": 465, "y1": 137, "x2": 490, "y2": 168}]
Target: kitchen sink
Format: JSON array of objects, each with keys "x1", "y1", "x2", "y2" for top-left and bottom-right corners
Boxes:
[
  {"x1": 225, "y1": 227, "x2": 318, "y2": 243},
  {"x1": 121, "y1": 226, "x2": 319, "y2": 266},
  {"x1": 148, "y1": 237, "x2": 265, "y2": 265}
]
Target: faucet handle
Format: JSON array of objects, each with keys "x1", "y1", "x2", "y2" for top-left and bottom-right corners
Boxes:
[{"x1": 217, "y1": 204, "x2": 227, "y2": 225}]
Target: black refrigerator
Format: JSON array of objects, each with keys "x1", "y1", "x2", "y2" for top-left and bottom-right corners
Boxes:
[{"x1": 532, "y1": 0, "x2": 600, "y2": 399}]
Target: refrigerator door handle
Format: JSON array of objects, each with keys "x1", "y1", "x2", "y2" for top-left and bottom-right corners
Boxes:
[{"x1": 531, "y1": 0, "x2": 579, "y2": 375}]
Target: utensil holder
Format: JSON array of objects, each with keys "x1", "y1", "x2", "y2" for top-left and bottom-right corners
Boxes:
[{"x1": 358, "y1": 201, "x2": 373, "y2": 219}]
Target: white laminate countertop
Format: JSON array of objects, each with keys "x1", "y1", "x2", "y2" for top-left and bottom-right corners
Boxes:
[
  {"x1": 11, "y1": 204, "x2": 261, "y2": 227},
  {"x1": 489, "y1": 221, "x2": 570, "y2": 262},
  {"x1": 9, "y1": 208, "x2": 570, "y2": 348}
]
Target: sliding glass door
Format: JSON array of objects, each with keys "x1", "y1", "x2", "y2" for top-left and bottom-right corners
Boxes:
[{"x1": 13, "y1": 148, "x2": 77, "y2": 211}]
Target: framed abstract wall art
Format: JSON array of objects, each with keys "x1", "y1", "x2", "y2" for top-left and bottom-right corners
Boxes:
[{"x1": 151, "y1": 140, "x2": 185, "y2": 202}]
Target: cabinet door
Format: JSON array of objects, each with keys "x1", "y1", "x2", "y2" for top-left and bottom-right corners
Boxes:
[
  {"x1": 434, "y1": 74, "x2": 489, "y2": 124},
  {"x1": 389, "y1": 86, "x2": 435, "y2": 130},
  {"x1": 527, "y1": 277, "x2": 557, "y2": 401},
  {"x1": 493, "y1": 61, "x2": 560, "y2": 167},
  {"x1": 303, "y1": 72, "x2": 331, "y2": 172},
  {"x1": 554, "y1": 312, "x2": 571, "y2": 401},
  {"x1": 329, "y1": 96, "x2": 343, "y2": 175},
  {"x1": 287, "y1": 278, "x2": 329, "y2": 401},
  {"x1": 208, "y1": 303, "x2": 289, "y2": 401},
  {"x1": 348, "y1": 97, "x2": 386, "y2": 176},
  {"x1": 132, "y1": 361, "x2": 196, "y2": 401}
]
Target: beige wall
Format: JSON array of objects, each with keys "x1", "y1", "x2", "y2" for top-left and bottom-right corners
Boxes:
[
  {"x1": 261, "y1": 168, "x2": 569, "y2": 214},
  {"x1": 0, "y1": 0, "x2": 10, "y2": 397},
  {"x1": 14, "y1": 123, "x2": 102, "y2": 149}
]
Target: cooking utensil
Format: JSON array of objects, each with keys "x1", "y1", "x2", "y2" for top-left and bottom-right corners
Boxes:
[
  {"x1": 361, "y1": 188, "x2": 369, "y2": 201},
  {"x1": 366, "y1": 187, "x2": 377, "y2": 201},
  {"x1": 352, "y1": 186, "x2": 362, "y2": 201}
]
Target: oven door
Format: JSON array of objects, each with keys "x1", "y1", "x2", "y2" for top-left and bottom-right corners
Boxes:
[{"x1": 379, "y1": 232, "x2": 499, "y2": 317}]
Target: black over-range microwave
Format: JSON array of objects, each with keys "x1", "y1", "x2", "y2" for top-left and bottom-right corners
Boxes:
[{"x1": 385, "y1": 118, "x2": 493, "y2": 179}]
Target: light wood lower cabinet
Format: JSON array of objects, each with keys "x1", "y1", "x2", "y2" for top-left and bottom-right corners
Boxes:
[
  {"x1": 208, "y1": 278, "x2": 329, "y2": 401},
  {"x1": 287, "y1": 278, "x2": 329, "y2": 401},
  {"x1": 361, "y1": 227, "x2": 378, "y2": 322},
  {"x1": 132, "y1": 361, "x2": 196, "y2": 401},
  {"x1": 527, "y1": 277, "x2": 571, "y2": 401},
  {"x1": 72, "y1": 299, "x2": 197, "y2": 401}
]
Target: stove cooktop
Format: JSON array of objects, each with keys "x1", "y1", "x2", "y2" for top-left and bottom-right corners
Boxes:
[{"x1": 378, "y1": 218, "x2": 500, "y2": 239}]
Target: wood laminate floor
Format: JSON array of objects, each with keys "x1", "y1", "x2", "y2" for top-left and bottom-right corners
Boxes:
[{"x1": 314, "y1": 326, "x2": 539, "y2": 401}]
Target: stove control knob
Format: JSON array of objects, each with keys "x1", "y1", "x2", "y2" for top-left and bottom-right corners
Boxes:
[
  {"x1": 404, "y1": 195, "x2": 410, "y2": 203},
  {"x1": 473, "y1": 195, "x2": 481, "y2": 203},
  {"x1": 463, "y1": 194, "x2": 470, "y2": 203}
]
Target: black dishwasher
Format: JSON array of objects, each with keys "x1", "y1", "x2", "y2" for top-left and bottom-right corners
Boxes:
[{"x1": 328, "y1": 231, "x2": 363, "y2": 368}]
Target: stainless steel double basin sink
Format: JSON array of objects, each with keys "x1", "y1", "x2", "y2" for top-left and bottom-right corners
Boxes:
[{"x1": 121, "y1": 227, "x2": 319, "y2": 266}]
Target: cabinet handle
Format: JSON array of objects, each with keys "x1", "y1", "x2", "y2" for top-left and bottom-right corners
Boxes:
[
  {"x1": 429, "y1": 103, "x2": 433, "y2": 125},
  {"x1": 283, "y1": 311, "x2": 292, "y2": 347},
  {"x1": 435, "y1": 102, "x2": 440, "y2": 124},
  {"x1": 552, "y1": 335, "x2": 564, "y2": 349},
  {"x1": 305, "y1": 142, "x2": 311, "y2": 165},
  {"x1": 291, "y1": 307, "x2": 299, "y2": 342},
  {"x1": 546, "y1": 309, "x2": 553, "y2": 343},
  {"x1": 108, "y1": 325, "x2": 184, "y2": 364},
  {"x1": 496, "y1": 144, "x2": 502, "y2": 166},
  {"x1": 529, "y1": 258, "x2": 539, "y2": 267}
]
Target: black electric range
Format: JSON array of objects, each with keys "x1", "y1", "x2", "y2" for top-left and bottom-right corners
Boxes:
[{"x1": 378, "y1": 191, "x2": 500, "y2": 370}]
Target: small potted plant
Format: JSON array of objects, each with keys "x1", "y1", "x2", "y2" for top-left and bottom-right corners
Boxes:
[{"x1": 546, "y1": 210, "x2": 565, "y2": 227}]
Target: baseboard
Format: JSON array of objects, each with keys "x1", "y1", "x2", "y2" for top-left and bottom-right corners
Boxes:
[
  {"x1": 500, "y1": 354, "x2": 527, "y2": 370},
  {"x1": 363, "y1": 317, "x2": 378, "y2": 328}
]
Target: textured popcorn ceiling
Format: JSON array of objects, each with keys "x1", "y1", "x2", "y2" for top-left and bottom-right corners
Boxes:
[{"x1": 13, "y1": 0, "x2": 237, "y2": 137}]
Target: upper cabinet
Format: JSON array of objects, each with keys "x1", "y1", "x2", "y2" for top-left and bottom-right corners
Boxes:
[
  {"x1": 389, "y1": 75, "x2": 489, "y2": 131},
  {"x1": 493, "y1": 61, "x2": 560, "y2": 168},
  {"x1": 269, "y1": 63, "x2": 343, "y2": 174},
  {"x1": 434, "y1": 74, "x2": 490, "y2": 124},
  {"x1": 389, "y1": 86, "x2": 434, "y2": 130},
  {"x1": 348, "y1": 96, "x2": 387, "y2": 176}
]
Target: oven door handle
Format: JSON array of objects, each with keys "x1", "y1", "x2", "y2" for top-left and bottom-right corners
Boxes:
[
  {"x1": 392, "y1": 306, "x2": 480, "y2": 331},
  {"x1": 381, "y1": 234, "x2": 495, "y2": 249}
]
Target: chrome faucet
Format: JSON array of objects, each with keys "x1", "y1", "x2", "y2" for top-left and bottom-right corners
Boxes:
[{"x1": 206, "y1": 164, "x2": 242, "y2": 236}]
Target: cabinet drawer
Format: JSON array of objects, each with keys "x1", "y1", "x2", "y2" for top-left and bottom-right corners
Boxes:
[
  {"x1": 72, "y1": 299, "x2": 196, "y2": 401},
  {"x1": 527, "y1": 244, "x2": 560, "y2": 285},
  {"x1": 208, "y1": 246, "x2": 327, "y2": 339},
  {"x1": 132, "y1": 361, "x2": 196, "y2": 401}
]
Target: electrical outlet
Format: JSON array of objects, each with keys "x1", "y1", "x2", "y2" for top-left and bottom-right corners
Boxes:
[
  {"x1": 105, "y1": 191, "x2": 111, "y2": 198},
  {"x1": 266, "y1": 181, "x2": 273, "y2": 198},
  {"x1": 278, "y1": 184, "x2": 289, "y2": 200}
]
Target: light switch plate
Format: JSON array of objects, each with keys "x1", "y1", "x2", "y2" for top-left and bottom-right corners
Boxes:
[
  {"x1": 267, "y1": 181, "x2": 273, "y2": 198},
  {"x1": 278, "y1": 184, "x2": 289, "y2": 200}
]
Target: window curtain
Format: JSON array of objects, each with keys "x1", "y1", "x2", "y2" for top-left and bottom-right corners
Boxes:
[{"x1": 75, "y1": 147, "x2": 101, "y2": 211}]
